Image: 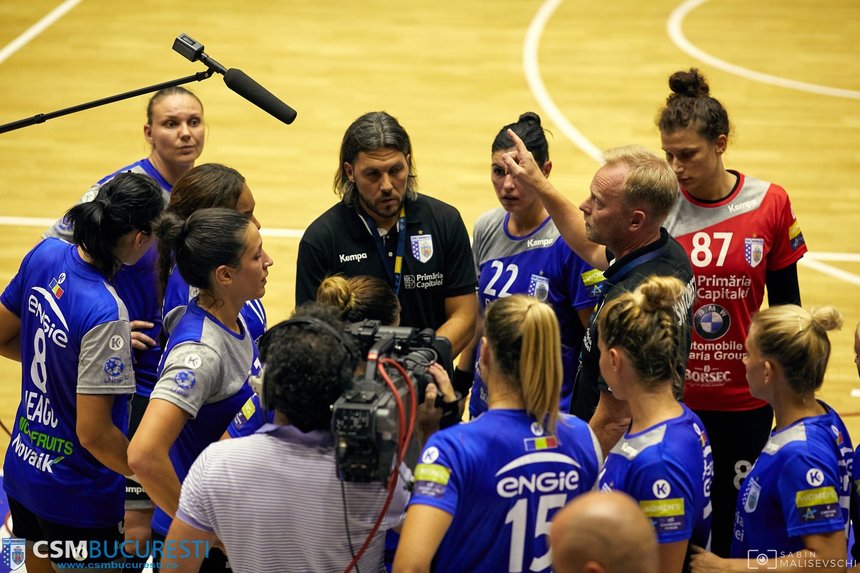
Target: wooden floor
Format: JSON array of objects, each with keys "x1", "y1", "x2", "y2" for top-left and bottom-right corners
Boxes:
[{"x1": 0, "y1": 0, "x2": 858, "y2": 452}]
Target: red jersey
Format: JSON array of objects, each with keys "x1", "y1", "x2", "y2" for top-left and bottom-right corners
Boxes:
[{"x1": 663, "y1": 171, "x2": 807, "y2": 411}]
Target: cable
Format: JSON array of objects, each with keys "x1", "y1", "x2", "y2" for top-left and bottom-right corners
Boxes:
[
  {"x1": 341, "y1": 361, "x2": 413, "y2": 573},
  {"x1": 340, "y1": 480, "x2": 362, "y2": 573}
]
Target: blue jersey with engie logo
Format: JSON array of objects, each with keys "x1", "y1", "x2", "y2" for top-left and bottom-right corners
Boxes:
[
  {"x1": 599, "y1": 405, "x2": 713, "y2": 548},
  {"x1": 409, "y1": 409, "x2": 602, "y2": 573},
  {"x1": 731, "y1": 403, "x2": 852, "y2": 557},
  {"x1": 0, "y1": 238, "x2": 135, "y2": 527}
]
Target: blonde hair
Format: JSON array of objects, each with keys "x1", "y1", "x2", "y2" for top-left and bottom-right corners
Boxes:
[
  {"x1": 597, "y1": 276, "x2": 685, "y2": 390},
  {"x1": 602, "y1": 145, "x2": 678, "y2": 220},
  {"x1": 485, "y1": 295, "x2": 562, "y2": 432},
  {"x1": 316, "y1": 275, "x2": 400, "y2": 325},
  {"x1": 750, "y1": 305, "x2": 843, "y2": 394}
]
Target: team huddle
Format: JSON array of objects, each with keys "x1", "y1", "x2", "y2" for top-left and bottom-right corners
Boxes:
[{"x1": 0, "y1": 67, "x2": 855, "y2": 573}]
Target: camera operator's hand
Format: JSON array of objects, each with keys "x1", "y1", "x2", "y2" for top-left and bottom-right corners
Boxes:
[{"x1": 417, "y1": 363, "x2": 460, "y2": 446}]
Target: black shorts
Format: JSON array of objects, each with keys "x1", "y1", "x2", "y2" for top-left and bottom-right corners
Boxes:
[
  {"x1": 8, "y1": 495, "x2": 124, "y2": 567},
  {"x1": 126, "y1": 393, "x2": 152, "y2": 509}
]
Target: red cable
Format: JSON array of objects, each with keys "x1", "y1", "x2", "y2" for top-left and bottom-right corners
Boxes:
[{"x1": 341, "y1": 362, "x2": 410, "y2": 573}]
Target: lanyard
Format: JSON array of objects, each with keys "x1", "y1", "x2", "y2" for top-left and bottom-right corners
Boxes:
[
  {"x1": 590, "y1": 240, "x2": 669, "y2": 319},
  {"x1": 359, "y1": 204, "x2": 407, "y2": 295}
]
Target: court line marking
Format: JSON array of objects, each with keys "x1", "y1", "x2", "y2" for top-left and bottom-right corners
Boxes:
[
  {"x1": 523, "y1": 0, "x2": 603, "y2": 163},
  {"x1": 0, "y1": 0, "x2": 82, "y2": 65},
  {"x1": 667, "y1": 0, "x2": 860, "y2": 100}
]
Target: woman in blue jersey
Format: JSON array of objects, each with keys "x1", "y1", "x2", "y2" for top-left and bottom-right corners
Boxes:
[
  {"x1": 394, "y1": 294, "x2": 602, "y2": 573},
  {"x1": 43, "y1": 87, "x2": 205, "y2": 569},
  {"x1": 158, "y1": 162, "x2": 266, "y2": 345},
  {"x1": 0, "y1": 173, "x2": 164, "y2": 572},
  {"x1": 689, "y1": 305, "x2": 851, "y2": 572},
  {"x1": 596, "y1": 275, "x2": 713, "y2": 573},
  {"x1": 128, "y1": 208, "x2": 273, "y2": 572},
  {"x1": 456, "y1": 112, "x2": 598, "y2": 418}
]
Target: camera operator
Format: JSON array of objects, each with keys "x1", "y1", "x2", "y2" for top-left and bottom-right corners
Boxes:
[{"x1": 162, "y1": 303, "x2": 411, "y2": 573}]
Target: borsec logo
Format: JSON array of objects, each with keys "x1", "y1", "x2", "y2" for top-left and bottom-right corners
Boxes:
[
  {"x1": 174, "y1": 370, "x2": 197, "y2": 390},
  {"x1": 422, "y1": 447, "x2": 439, "y2": 464},
  {"x1": 694, "y1": 304, "x2": 730, "y2": 341}
]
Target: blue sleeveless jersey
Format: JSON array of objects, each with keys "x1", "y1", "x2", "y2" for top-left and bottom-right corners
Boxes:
[
  {"x1": 599, "y1": 405, "x2": 713, "y2": 550},
  {"x1": 0, "y1": 239, "x2": 135, "y2": 527},
  {"x1": 149, "y1": 302, "x2": 257, "y2": 535},
  {"x1": 731, "y1": 403, "x2": 852, "y2": 557},
  {"x1": 162, "y1": 266, "x2": 268, "y2": 347},
  {"x1": 410, "y1": 409, "x2": 602, "y2": 573},
  {"x1": 469, "y1": 209, "x2": 601, "y2": 417}
]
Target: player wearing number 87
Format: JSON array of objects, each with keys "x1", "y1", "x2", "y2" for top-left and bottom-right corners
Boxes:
[
  {"x1": 393, "y1": 295, "x2": 602, "y2": 573},
  {"x1": 0, "y1": 173, "x2": 164, "y2": 571},
  {"x1": 658, "y1": 68, "x2": 808, "y2": 557}
]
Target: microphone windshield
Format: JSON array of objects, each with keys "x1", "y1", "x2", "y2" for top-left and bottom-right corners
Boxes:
[{"x1": 223, "y1": 68, "x2": 297, "y2": 125}]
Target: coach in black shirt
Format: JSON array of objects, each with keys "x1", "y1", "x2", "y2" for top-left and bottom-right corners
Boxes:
[
  {"x1": 503, "y1": 133, "x2": 695, "y2": 455},
  {"x1": 296, "y1": 111, "x2": 478, "y2": 356}
]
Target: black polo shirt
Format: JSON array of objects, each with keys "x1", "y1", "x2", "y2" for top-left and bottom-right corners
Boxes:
[
  {"x1": 571, "y1": 228, "x2": 695, "y2": 421},
  {"x1": 296, "y1": 194, "x2": 477, "y2": 331}
]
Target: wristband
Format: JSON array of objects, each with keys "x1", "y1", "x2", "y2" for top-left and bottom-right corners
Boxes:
[{"x1": 452, "y1": 368, "x2": 474, "y2": 396}]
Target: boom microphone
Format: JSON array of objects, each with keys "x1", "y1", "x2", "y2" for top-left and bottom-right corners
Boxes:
[
  {"x1": 173, "y1": 34, "x2": 297, "y2": 125},
  {"x1": 223, "y1": 68, "x2": 297, "y2": 125}
]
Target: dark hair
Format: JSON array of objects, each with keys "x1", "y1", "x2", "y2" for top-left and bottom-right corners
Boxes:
[
  {"x1": 66, "y1": 172, "x2": 164, "y2": 277},
  {"x1": 262, "y1": 303, "x2": 360, "y2": 431},
  {"x1": 146, "y1": 86, "x2": 203, "y2": 125},
  {"x1": 597, "y1": 276, "x2": 685, "y2": 390},
  {"x1": 485, "y1": 295, "x2": 562, "y2": 433},
  {"x1": 333, "y1": 111, "x2": 417, "y2": 206},
  {"x1": 750, "y1": 305, "x2": 843, "y2": 394},
  {"x1": 158, "y1": 163, "x2": 246, "y2": 291},
  {"x1": 155, "y1": 207, "x2": 251, "y2": 292},
  {"x1": 316, "y1": 275, "x2": 400, "y2": 325},
  {"x1": 657, "y1": 68, "x2": 731, "y2": 144},
  {"x1": 492, "y1": 112, "x2": 550, "y2": 165}
]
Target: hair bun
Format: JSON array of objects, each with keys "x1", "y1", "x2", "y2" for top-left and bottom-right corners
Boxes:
[
  {"x1": 668, "y1": 68, "x2": 710, "y2": 98},
  {"x1": 809, "y1": 306, "x2": 843, "y2": 333},
  {"x1": 518, "y1": 111, "x2": 542, "y2": 126}
]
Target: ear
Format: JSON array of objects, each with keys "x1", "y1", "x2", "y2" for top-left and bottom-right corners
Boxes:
[
  {"x1": 479, "y1": 336, "x2": 491, "y2": 374},
  {"x1": 134, "y1": 230, "x2": 150, "y2": 249},
  {"x1": 715, "y1": 134, "x2": 728, "y2": 155},
  {"x1": 213, "y1": 264, "x2": 233, "y2": 287},
  {"x1": 344, "y1": 162, "x2": 355, "y2": 183},
  {"x1": 143, "y1": 124, "x2": 153, "y2": 144},
  {"x1": 628, "y1": 208, "x2": 646, "y2": 231},
  {"x1": 541, "y1": 159, "x2": 553, "y2": 178},
  {"x1": 608, "y1": 348, "x2": 622, "y2": 372}
]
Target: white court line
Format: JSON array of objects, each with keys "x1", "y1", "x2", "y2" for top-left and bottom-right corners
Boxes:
[
  {"x1": 524, "y1": 0, "x2": 603, "y2": 163},
  {"x1": 667, "y1": 0, "x2": 860, "y2": 100},
  {"x1": 0, "y1": 215, "x2": 305, "y2": 239},
  {"x1": 798, "y1": 257, "x2": 860, "y2": 286},
  {"x1": 0, "y1": 0, "x2": 82, "y2": 65}
]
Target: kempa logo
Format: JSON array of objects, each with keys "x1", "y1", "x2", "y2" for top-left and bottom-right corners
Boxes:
[
  {"x1": 727, "y1": 198, "x2": 758, "y2": 214},
  {"x1": 339, "y1": 252, "x2": 368, "y2": 263},
  {"x1": 527, "y1": 238, "x2": 554, "y2": 248}
]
